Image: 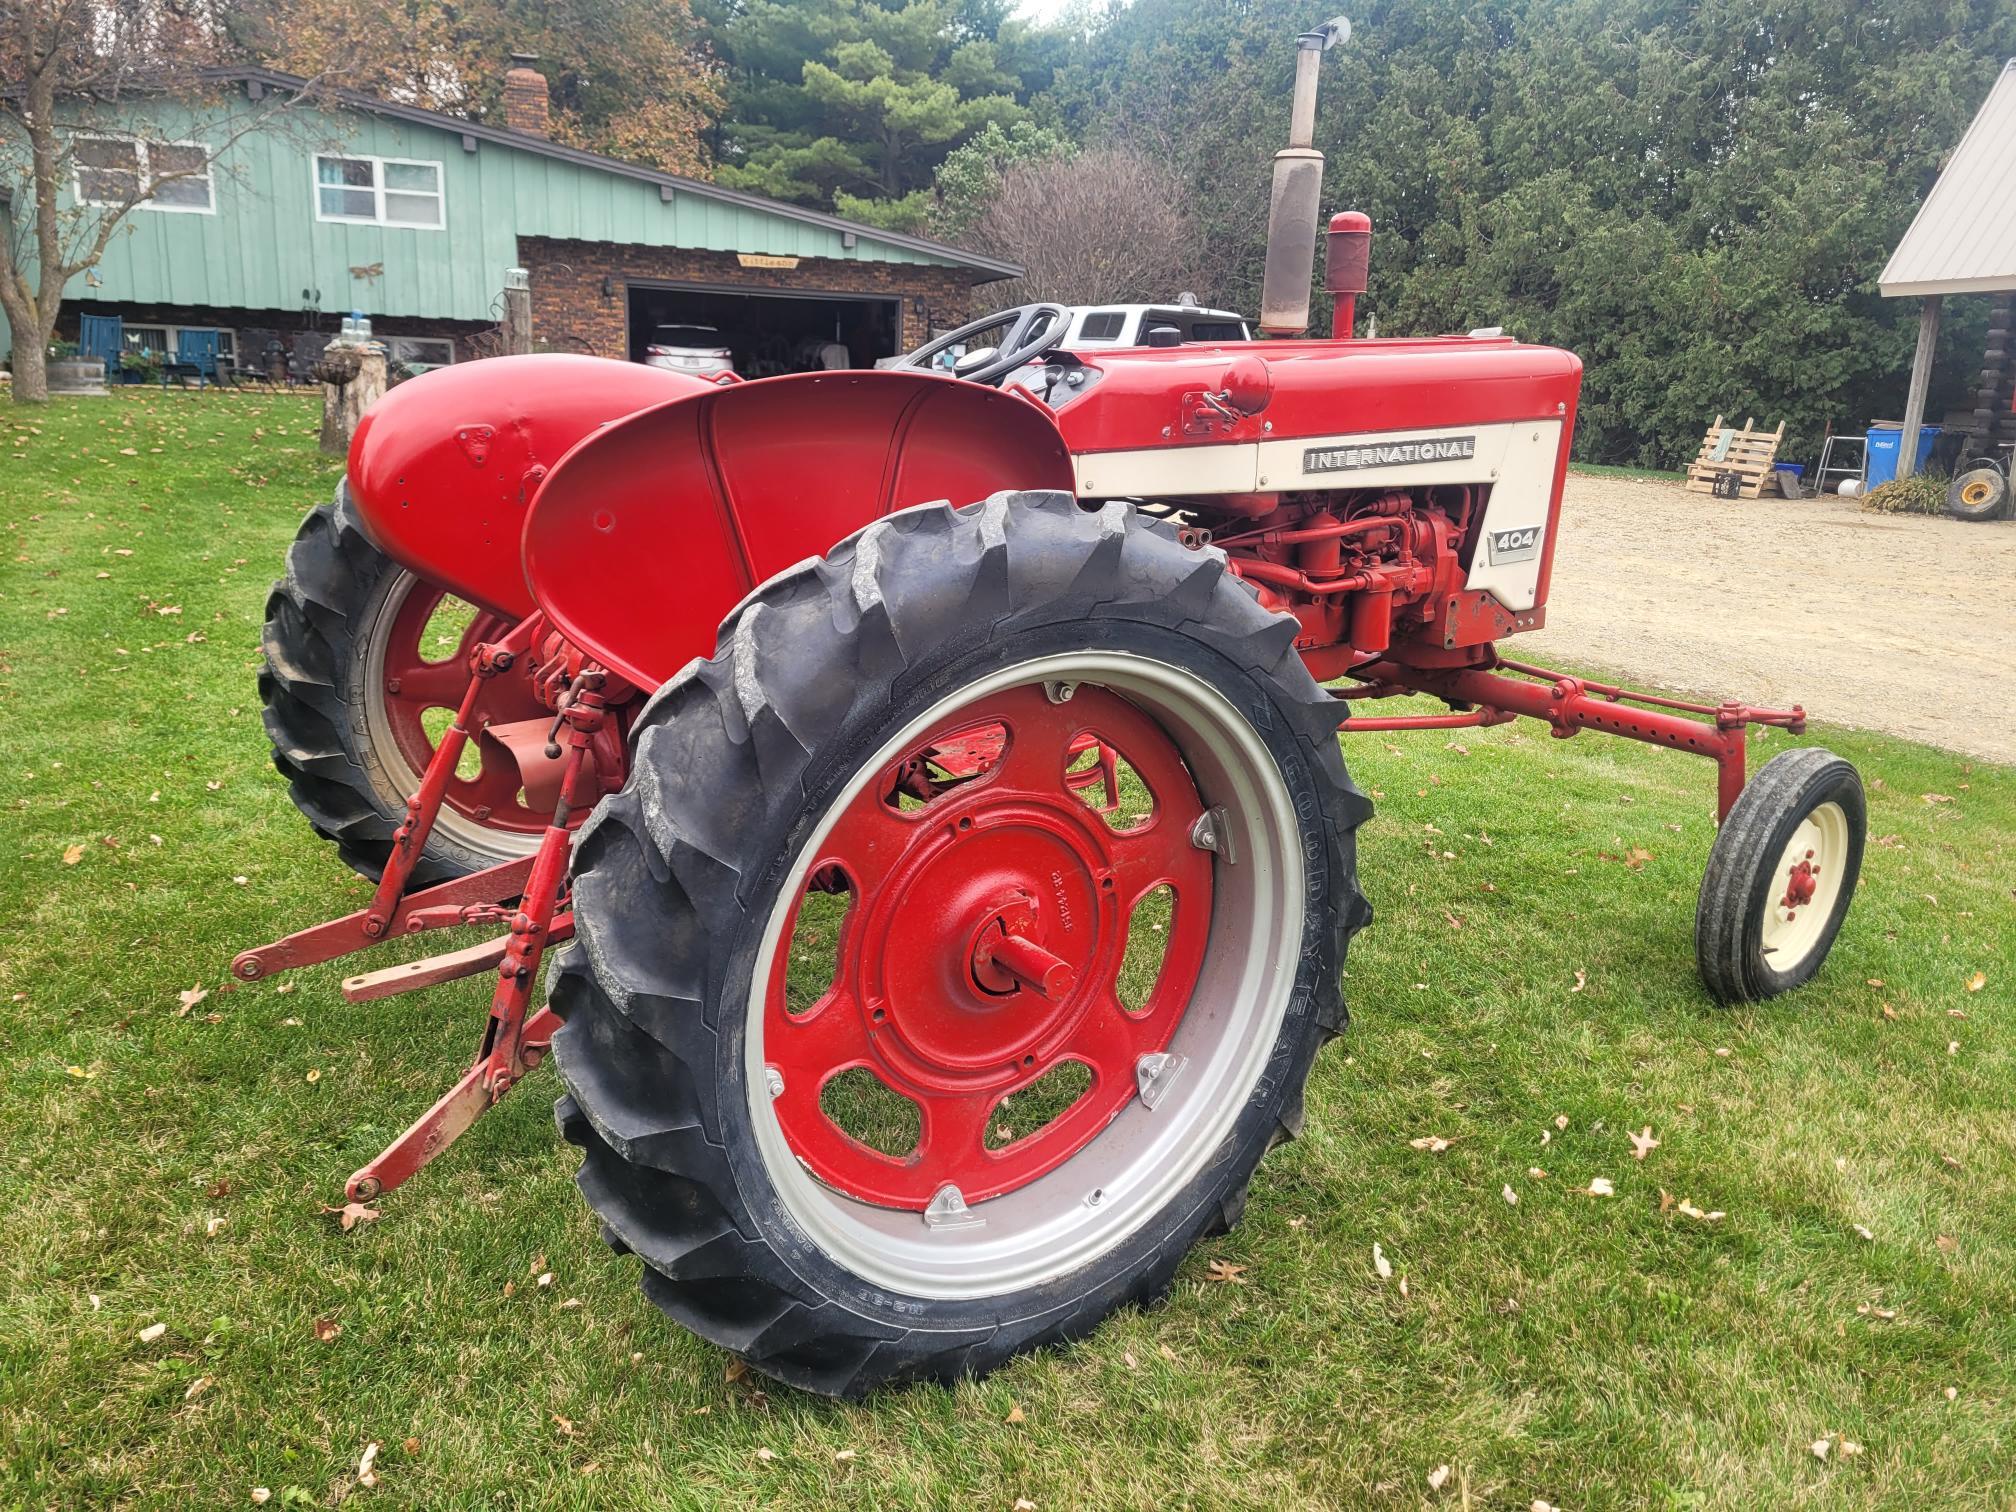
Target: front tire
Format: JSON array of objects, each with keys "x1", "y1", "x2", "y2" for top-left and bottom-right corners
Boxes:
[
  {"x1": 1695, "y1": 748, "x2": 1865, "y2": 1003},
  {"x1": 551, "y1": 491, "x2": 1371, "y2": 1395}
]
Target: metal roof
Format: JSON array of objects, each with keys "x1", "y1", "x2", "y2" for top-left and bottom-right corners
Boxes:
[
  {"x1": 198, "y1": 67, "x2": 1022, "y2": 282},
  {"x1": 1880, "y1": 59, "x2": 2016, "y2": 298}
]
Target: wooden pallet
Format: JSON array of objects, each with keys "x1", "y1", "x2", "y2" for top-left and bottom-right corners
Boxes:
[{"x1": 1684, "y1": 415, "x2": 1787, "y2": 498}]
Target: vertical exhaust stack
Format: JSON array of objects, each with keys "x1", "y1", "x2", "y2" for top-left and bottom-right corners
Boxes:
[{"x1": 1258, "y1": 17, "x2": 1351, "y2": 337}]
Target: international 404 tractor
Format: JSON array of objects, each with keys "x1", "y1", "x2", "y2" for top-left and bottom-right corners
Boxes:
[{"x1": 237, "y1": 22, "x2": 1865, "y2": 1396}]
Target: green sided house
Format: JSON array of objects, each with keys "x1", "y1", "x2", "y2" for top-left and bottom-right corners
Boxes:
[{"x1": 1, "y1": 60, "x2": 1018, "y2": 380}]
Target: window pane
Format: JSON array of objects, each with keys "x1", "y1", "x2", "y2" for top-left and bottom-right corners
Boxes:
[
  {"x1": 149, "y1": 175, "x2": 211, "y2": 209},
  {"x1": 383, "y1": 191, "x2": 441, "y2": 226},
  {"x1": 150, "y1": 143, "x2": 207, "y2": 176},
  {"x1": 383, "y1": 161, "x2": 438, "y2": 192},
  {"x1": 76, "y1": 138, "x2": 140, "y2": 170},
  {"x1": 123, "y1": 327, "x2": 168, "y2": 354},
  {"x1": 318, "y1": 156, "x2": 375, "y2": 188},
  {"x1": 215, "y1": 332, "x2": 235, "y2": 356},
  {"x1": 320, "y1": 185, "x2": 375, "y2": 218},
  {"x1": 78, "y1": 167, "x2": 139, "y2": 203}
]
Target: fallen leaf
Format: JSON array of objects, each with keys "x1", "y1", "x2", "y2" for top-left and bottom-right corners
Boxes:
[
  {"x1": 205, "y1": 1216, "x2": 226, "y2": 1237},
  {"x1": 552, "y1": 1413, "x2": 576, "y2": 1437},
  {"x1": 1571, "y1": 970, "x2": 1586, "y2": 993},
  {"x1": 320, "y1": 1202, "x2": 380, "y2": 1232},
  {"x1": 1945, "y1": 1386, "x2": 1959, "y2": 1401},
  {"x1": 1585, "y1": 1177, "x2": 1615, "y2": 1197},
  {"x1": 62, "y1": 843, "x2": 85, "y2": 865},
  {"x1": 304, "y1": 1068, "x2": 321, "y2": 1084},
  {"x1": 834, "y1": 1448, "x2": 857, "y2": 1463},
  {"x1": 1853, "y1": 1224, "x2": 1875, "y2": 1242},
  {"x1": 177, "y1": 985, "x2": 209, "y2": 1016},
  {"x1": 138, "y1": 1322, "x2": 167, "y2": 1343},
  {"x1": 1937, "y1": 1234, "x2": 1958, "y2": 1253},
  {"x1": 1966, "y1": 971, "x2": 1986, "y2": 993},
  {"x1": 250, "y1": 1491, "x2": 270, "y2": 1505},
  {"x1": 1553, "y1": 1114, "x2": 1570, "y2": 1131},
  {"x1": 1528, "y1": 1167, "x2": 1547, "y2": 1179},
  {"x1": 1941, "y1": 1154, "x2": 1963, "y2": 1171},
  {"x1": 1006, "y1": 1403, "x2": 1026, "y2": 1424},
  {"x1": 1857, "y1": 1304, "x2": 1896, "y2": 1320},
  {"x1": 1409, "y1": 1135, "x2": 1455, "y2": 1153},
  {"x1": 1629, "y1": 1127, "x2": 1659, "y2": 1161},
  {"x1": 185, "y1": 1375, "x2": 213, "y2": 1401},
  {"x1": 537, "y1": 1271, "x2": 554, "y2": 1288},
  {"x1": 1205, "y1": 1258, "x2": 1248, "y2": 1284},
  {"x1": 1014, "y1": 1501, "x2": 1037, "y2": 1512},
  {"x1": 1840, "y1": 1440, "x2": 1864, "y2": 1457},
  {"x1": 560, "y1": 1297, "x2": 582, "y2": 1310},
  {"x1": 1427, "y1": 1464, "x2": 1452, "y2": 1491},
  {"x1": 1623, "y1": 846, "x2": 1653, "y2": 870},
  {"x1": 313, "y1": 1316, "x2": 342, "y2": 1342},
  {"x1": 358, "y1": 1441, "x2": 380, "y2": 1488},
  {"x1": 754, "y1": 1447, "x2": 775, "y2": 1463},
  {"x1": 1373, "y1": 1243, "x2": 1393, "y2": 1280},
  {"x1": 1811, "y1": 1437, "x2": 1832, "y2": 1461},
  {"x1": 1502, "y1": 1184, "x2": 1519, "y2": 1206}
]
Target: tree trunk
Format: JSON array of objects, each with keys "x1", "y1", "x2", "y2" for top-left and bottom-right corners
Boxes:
[{"x1": 8, "y1": 336, "x2": 50, "y2": 405}]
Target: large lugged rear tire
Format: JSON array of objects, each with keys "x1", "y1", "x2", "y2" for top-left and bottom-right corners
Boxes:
[
  {"x1": 259, "y1": 485, "x2": 546, "y2": 886},
  {"x1": 551, "y1": 490, "x2": 1372, "y2": 1396}
]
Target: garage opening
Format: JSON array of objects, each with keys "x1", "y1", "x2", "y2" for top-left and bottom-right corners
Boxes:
[{"x1": 626, "y1": 283, "x2": 901, "y2": 378}]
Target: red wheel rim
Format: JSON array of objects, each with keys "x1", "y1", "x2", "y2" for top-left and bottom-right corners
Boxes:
[
  {"x1": 374, "y1": 582, "x2": 552, "y2": 835},
  {"x1": 763, "y1": 682, "x2": 1214, "y2": 1209}
]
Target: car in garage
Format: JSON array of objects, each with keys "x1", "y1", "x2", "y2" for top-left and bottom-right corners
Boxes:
[{"x1": 642, "y1": 324, "x2": 736, "y2": 377}]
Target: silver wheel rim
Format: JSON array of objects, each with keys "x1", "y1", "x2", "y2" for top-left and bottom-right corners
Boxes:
[
  {"x1": 1759, "y1": 799, "x2": 1848, "y2": 971},
  {"x1": 745, "y1": 650, "x2": 1308, "y2": 1301},
  {"x1": 357, "y1": 569, "x2": 540, "y2": 866}
]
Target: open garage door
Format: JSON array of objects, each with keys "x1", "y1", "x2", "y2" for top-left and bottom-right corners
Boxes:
[{"x1": 627, "y1": 283, "x2": 900, "y2": 378}]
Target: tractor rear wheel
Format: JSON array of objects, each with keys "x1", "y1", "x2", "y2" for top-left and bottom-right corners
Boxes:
[
  {"x1": 1694, "y1": 748, "x2": 1865, "y2": 1003},
  {"x1": 550, "y1": 490, "x2": 1370, "y2": 1396},
  {"x1": 259, "y1": 485, "x2": 550, "y2": 886}
]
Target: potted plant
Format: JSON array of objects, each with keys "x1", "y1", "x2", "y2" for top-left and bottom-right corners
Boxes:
[
  {"x1": 122, "y1": 348, "x2": 163, "y2": 386},
  {"x1": 46, "y1": 338, "x2": 109, "y2": 395}
]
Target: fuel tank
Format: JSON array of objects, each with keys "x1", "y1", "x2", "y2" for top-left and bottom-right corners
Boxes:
[{"x1": 346, "y1": 354, "x2": 716, "y2": 618}]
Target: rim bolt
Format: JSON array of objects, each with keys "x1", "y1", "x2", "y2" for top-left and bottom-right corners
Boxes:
[{"x1": 765, "y1": 1067, "x2": 784, "y2": 1099}]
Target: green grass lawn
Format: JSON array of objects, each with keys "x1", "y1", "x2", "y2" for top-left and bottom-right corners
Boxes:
[{"x1": 2, "y1": 391, "x2": 2011, "y2": 1509}]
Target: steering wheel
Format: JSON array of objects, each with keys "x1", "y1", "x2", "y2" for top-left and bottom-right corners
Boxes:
[{"x1": 897, "y1": 303, "x2": 1069, "y2": 385}]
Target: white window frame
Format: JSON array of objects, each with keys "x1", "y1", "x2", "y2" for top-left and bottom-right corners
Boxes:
[
  {"x1": 72, "y1": 135, "x2": 215, "y2": 215},
  {"x1": 388, "y1": 336, "x2": 457, "y2": 366},
  {"x1": 313, "y1": 153, "x2": 446, "y2": 230}
]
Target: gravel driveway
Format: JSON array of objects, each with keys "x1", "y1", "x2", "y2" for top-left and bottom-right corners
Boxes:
[{"x1": 1517, "y1": 474, "x2": 2016, "y2": 765}]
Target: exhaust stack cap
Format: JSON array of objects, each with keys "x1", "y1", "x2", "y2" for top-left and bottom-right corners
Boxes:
[{"x1": 1259, "y1": 16, "x2": 1352, "y2": 337}]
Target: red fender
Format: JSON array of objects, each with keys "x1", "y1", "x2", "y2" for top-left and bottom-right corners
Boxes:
[
  {"x1": 522, "y1": 370, "x2": 1076, "y2": 690},
  {"x1": 347, "y1": 355, "x2": 717, "y2": 618}
]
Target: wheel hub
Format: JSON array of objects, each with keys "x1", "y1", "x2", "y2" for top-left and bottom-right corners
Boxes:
[{"x1": 762, "y1": 680, "x2": 1216, "y2": 1210}]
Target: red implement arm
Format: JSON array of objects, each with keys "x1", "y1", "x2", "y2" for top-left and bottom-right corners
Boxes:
[{"x1": 1343, "y1": 655, "x2": 1806, "y2": 821}]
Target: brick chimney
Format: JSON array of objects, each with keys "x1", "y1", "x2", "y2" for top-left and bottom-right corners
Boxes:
[{"x1": 503, "y1": 52, "x2": 551, "y2": 137}]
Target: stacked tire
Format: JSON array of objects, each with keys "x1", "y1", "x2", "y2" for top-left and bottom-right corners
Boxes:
[{"x1": 1951, "y1": 293, "x2": 2015, "y2": 522}]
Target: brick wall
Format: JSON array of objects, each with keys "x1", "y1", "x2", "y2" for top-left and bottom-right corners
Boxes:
[{"x1": 519, "y1": 237, "x2": 998, "y2": 359}]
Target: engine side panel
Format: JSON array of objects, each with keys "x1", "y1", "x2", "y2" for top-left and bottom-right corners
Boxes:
[{"x1": 523, "y1": 370, "x2": 1076, "y2": 690}]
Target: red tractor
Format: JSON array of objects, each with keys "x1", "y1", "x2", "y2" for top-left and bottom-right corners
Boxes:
[{"x1": 240, "y1": 24, "x2": 1864, "y2": 1396}]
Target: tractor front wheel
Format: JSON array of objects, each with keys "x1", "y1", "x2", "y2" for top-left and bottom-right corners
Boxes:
[
  {"x1": 550, "y1": 490, "x2": 1370, "y2": 1395},
  {"x1": 1695, "y1": 748, "x2": 1865, "y2": 1003},
  {"x1": 259, "y1": 485, "x2": 550, "y2": 886}
]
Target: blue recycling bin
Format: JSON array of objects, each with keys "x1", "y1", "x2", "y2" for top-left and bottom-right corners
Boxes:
[{"x1": 1865, "y1": 423, "x2": 1941, "y2": 487}]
